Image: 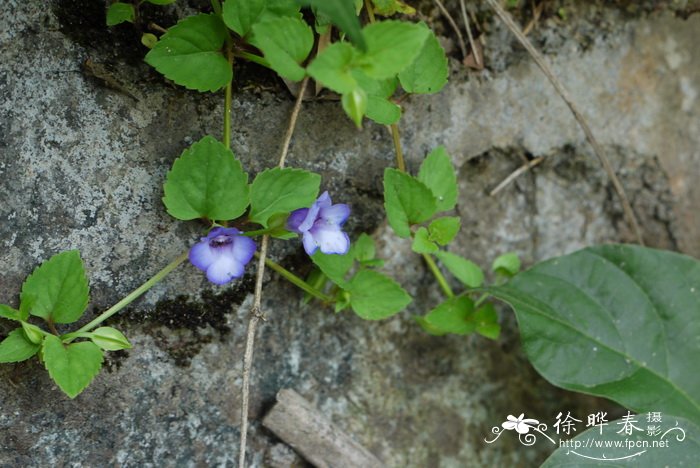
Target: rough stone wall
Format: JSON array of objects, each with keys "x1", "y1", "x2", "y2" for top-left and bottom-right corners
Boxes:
[{"x1": 0, "y1": 1, "x2": 698, "y2": 466}]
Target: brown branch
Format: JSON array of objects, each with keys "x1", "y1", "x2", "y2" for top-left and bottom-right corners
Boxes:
[
  {"x1": 459, "y1": 0, "x2": 482, "y2": 67},
  {"x1": 483, "y1": 0, "x2": 644, "y2": 245},
  {"x1": 238, "y1": 76, "x2": 310, "y2": 468}
]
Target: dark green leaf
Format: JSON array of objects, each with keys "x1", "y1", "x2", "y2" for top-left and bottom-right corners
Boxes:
[
  {"x1": 487, "y1": 245, "x2": 700, "y2": 425},
  {"x1": 163, "y1": 136, "x2": 249, "y2": 221},
  {"x1": 302, "y1": 0, "x2": 366, "y2": 51},
  {"x1": 435, "y1": 251, "x2": 484, "y2": 288},
  {"x1": 307, "y1": 42, "x2": 358, "y2": 94},
  {"x1": 20, "y1": 250, "x2": 89, "y2": 324},
  {"x1": 383, "y1": 168, "x2": 437, "y2": 238},
  {"x1": 43, "y1": 335, "x2": 103, "y2": 398},
  {"x1": 311, "y1": 251, "x2": 354, "y2": 289},
  {"x1": 341, "y1": 88, "x2": 367, "y2": 128},
  {"x1": 250, "y1": 16, "x2": 314, "y2": 81},
  {"x1": 428, "y1": 216, "x2": 461, "y2": 246},
  {"x1": 106, "y1": 2, "x2": 135, "y2": 26},
  {"x1": 248, "y1": 168, "x2": 321, "y2": 227},
  {"x1": 358, "y1": 21, "x2": 429, "y2": 79},
  {"x1": 90, "y1": 327, "x2": 132, "y2": 351},
  {"x1": 411, "y1": 227, "x2": 438, "y2": 254},
  {"x1": 398, "y1": 26, "x2": 448, "y2": 94},
  {"x1": 0, "y1": 304, "x2": 25, "y2": 322},
  {"x1": 0, "y1": 329, "x2": 40, "y2": 363},
  {"x1": 145, "y1": 14, "x2": 231, "y2": 92},
  {"x1": 418, "y1": 146, "x2": 457, "y2": 212},
  {"x1": 421, "y1": 296, "x2": 475, "y2": 335},
  {"x1": 492, "y1": 252, "x2": 521, "y2": 276},
  {"x1": 474, "y1": 303, "x2": 500, "y2": 340},
  {"x1": 349, "y1": 270, "x2": 411, "y2": 320}
]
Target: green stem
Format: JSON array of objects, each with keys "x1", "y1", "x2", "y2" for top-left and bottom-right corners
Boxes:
[
  {"x1": 422, "y1": 253, "x2": 454, "y2": 298},
  {"x1": 224, "y1": 44, "x2": 233, "y2": 150},
  {"x1": 364, "y1": 0, "x2": 376, "y2": 23},
  {"x1": 390, "y1": 123, "x2": 406, "y2": 172},
  {"x1": 234, "y1": 51, "x2": 270, "y2": 69},
  {"x1": 242, "y1": 227, "x2": 277, "y2": 237},
  {"x1": 210, "y1": 0, "x2": 223, "y2": 15},
  {"x1": 65, "y1": 252, "x2": 188, "y2": 341},
  {"x1": 474, "y1": 292, "x2": 489, "y2": 308},
  {"x1": 259, "y1": 254, "x2": 334, "y2": 303}
]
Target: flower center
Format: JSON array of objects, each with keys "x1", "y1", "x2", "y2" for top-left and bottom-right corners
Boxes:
[{"x1": 209, "y1": 235, "x2": 233, "y2": 248}]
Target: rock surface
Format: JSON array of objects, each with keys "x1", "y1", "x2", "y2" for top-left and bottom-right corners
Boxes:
[{"x1": 0, "y1": 1, "x2": 699, "y2": 466}]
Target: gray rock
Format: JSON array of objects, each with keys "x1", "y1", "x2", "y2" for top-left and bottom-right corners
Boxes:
[{"x1": 0, "y1": 1, "x2": 698, "y2": 466}]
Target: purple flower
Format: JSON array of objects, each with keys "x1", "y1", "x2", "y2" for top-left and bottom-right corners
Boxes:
[
  {"x1": 287, "y1": 191, "x2": 350, "y2": 256},
  {"x1": 189, "y1": 227, "x2": 256, "y2": 285}
]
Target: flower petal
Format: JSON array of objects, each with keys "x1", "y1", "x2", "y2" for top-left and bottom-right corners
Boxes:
[
  {"x1": 232, "y1": 235, "x2": 256, "y2": 264},
  {"x1": 206, "y1": 256, "x2": 244, "y2": 285},
  {"x1": 502, "y1": 421, "x2": 517, "y2": 430},
  {"x1": 515, "y1": 423, "x2": 531, "y2": 434},
  {"x1": 298, "y1": 202, "x2": 321, "y2": 233},
  {"x1": 207, "y1": 226, "x2": 239, "y2": 239},
  {"x1": 302, "y1": 231, "x2": 319, "y2": 255},
  {"x1": 286, "y1": 208, "x2": 309, "y2": 233},
  {"x1": 319, "y1": 203, "x2": 350, "y2": 226},
  {"x1": 189, "y1": 241, "x2": 217, "y2": 271},
  {"x1": 316, "y1": 191, "x2": 332, "y2": 209},
  {"x1": 310, "y1": 225, "x2": 350, "y2": 255}
]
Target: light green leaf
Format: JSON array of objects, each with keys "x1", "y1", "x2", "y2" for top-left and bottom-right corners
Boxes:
[
  {"x1": 352, "y1": 233, "x2": 375, "y2": 262},
  {"x1": 90, "y1": 327, "x2": 132, "y2": 351},
  {"x1": 145, "y1": 14, "x2": 231, "y2": 92},
  {"x1": 106, "y1": 2, "x2": 135, "y2": 26},
  {"x1": 223, "y1": 0, "x2": 265, "y2": 36},
  {"x1": 20, "y1": 250, "x2": 90, "y2": 325},
  {"x1": 411, "y1": 227, "x2": 438, "y2": 254},
  {"x1": 421, "y1": 296, "x2": 475, "y2": 335},
  {"x1": 418, "y1": 146, "x2": 457, "y2": 212},
  {"x1": 311, "y1": 251, "x2": 354, "y2": 289},
  {"x1": 302, "y1": 0, "x2": 366, "y2": 51},
  {"x1": 487, "y1": 245, "x2": 700, "y2": 425},
  {"x1": 250, "y1": 16, "x2": 314, "y2": 81},
  {"x1": 43, "y1": 335, "x2": 103, "y2": 399},
  {"x1": 492, "y1": 252, "x2": 521, "y2": 276},
  {"x1": 21, "y1": 321, "x2": 45, "y2": 344},
  {"x1": 371, "y1": 0, "x2": 415, "y2": 16},
  {"x1": 435, "y1": 251, "x2": 484, "y2": 288},
  {"x1": 349, "y1": 270, "x2": 411, "y2": 320},
  {"x1": 342, "y1": 87, "x2": 367, "y2": 128},
  {"x1": 398, "y1": 27, "x2": 448, "y2": 94},
  {"x1": 428, "y1": 216, "x2": 461, "y2": 246},
  {"x1": 543, "y1": 416, "x2": 700, "y2": 467},
  {"x1": 474, "y1": 303, "x2": 500, "y2": 340},
  {"x1": 358, "y1": 21, "x2": 429, "y2": 79},
  {"x1": 0, "y1": 329, "x2": 40, "y2": 363},
  {"x1": 163, "y1": 136, "x2": 249, "y2": 221},
  {"x1": 0, "y1": 304, "x2": 26, "y2": 322},
  {"x1": 249, "y1": 168, "x2": 321, "y2": 227},
  {"x1": 141, "y1": 33, "x2": 158, "y2": 49},
  {"x1": 383, "y1": 168, "x2": 437, "y2": 238},
  {"x1": 307, "y1": 42, "x2": 358, "y2": 94},
  {"x1": 365, "y1": 96, "x2": 401, "y2": 124}
]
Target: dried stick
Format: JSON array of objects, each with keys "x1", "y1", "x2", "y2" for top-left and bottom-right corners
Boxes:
[
  {"x1": 238, "y1": 76, "x2": 310, "y2": 468},
  {"x1": 489, "y1": 156, "x2": 544, "y2": 196},
  {"x1": 434, "y1": 0, "x2": 468, "y2": 59},
  {"x1": 459, "y1": 0, "x2": 482, "y2": 67},
  {"x1": 483, "y1": 0, "x2": 644, "y2": 245}
]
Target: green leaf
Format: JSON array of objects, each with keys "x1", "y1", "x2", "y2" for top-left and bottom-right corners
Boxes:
[
  {"x1": 417, "y1": 146, "x2": 457, "y2": 212},
  {"x1": 144, "y1": 0, "x2": 178, "y2": 4},
  {"x1": 474, "y1": 303, "x2": 500, "y2": 340},
  {"x1": 352, "y1": 71, "x2": 401, "y2": 124},
  {"x1": 341, "y1": 87, "x2": 367, "y2": 128},
  {"x1": 302, "y1": 0, "x2": 366, "y2": 51},
  {"x1": 307, "y1": 42, "x2": 358, "y2": 94},
  {"x1": 398, "y1": 27, "x2": 448, "y2": 94},
  {"x1": 434, "y1": 251, "x2": 484, "y2": 288},
  {"x1": 311, "y1": 251, "x2": 354, "y2": 289},
  {"x1": 42, "y1": 335, "x2": 103, "y2": 399},
  {"x1": 542, "y1": 416, "x2": 700, "y2": 467},
  {"x1": 352, "y1": 233, "x2": 375, "y2": 262},
  {"x1": 487, "y1": 245, "x2": 700, "y2": 425},
  {"x1": 20, "y1": 250, "x2": 90, "y2": 325},
  {"x1": 106, "y1": 2, "x2": 135, "y2": 26},
  {"x1": 411, "y1": 227, "x2": 438, "y2": 254},
  {"x1": 141, "y1": 33, "x2": 158, "y2": 49},
  {"x1": 145, "y1": 14, "x2": 231, "y2": 92},
  {"x1": 421, "y1": 296, "x2": 475, "y2": 335},
  {"x1": 21, "y1": 321, "x2": 45, "y2": 344},
  {"x1": 248, "y1": 168, "x2": 321, "y2": 227},
  {"x1": 383, "y1": 168, "x2": 437, "y2": 238},
  {"x1": 370, "y1": 0, "x2": 415, "y2": 16},
  {"x1": 162, "y1": 136, "x2": 249, "y2": 221},
  {"x1": 428, "y1": 216, "x2": 461, "y2": 246},
  {"x1": 358, "y1": 21, "x2": 429, "y2": 79},
  {"x1": 250, "y1": 16, "x2": 313, "y2": 81},
  {"x1": 90, "y1": 327, "x2": 132, "y2": 351},
  {"x1": 0, "y1": 304, "x2": 26, "y2": 322},
  {"x1": 492, "y1": 252, "x2": 521, "y2": 276},
  {"x1": 0, "y1": 329, "x2": 40, "y2": 363},
  {"x1": 349, "y1": 270, "x2": 411, "y2": 320},
  {"x1": 223, "y1": 0, "x2": 264, "y2": 36}
]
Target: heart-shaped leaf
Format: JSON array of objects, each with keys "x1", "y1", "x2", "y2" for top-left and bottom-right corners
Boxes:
[
  {"x1": 43, "y1": 335, "x2": 103, "y2": 399},
  {"x1": 0, "y1": 329, "x2": 40, "y2": 363}
]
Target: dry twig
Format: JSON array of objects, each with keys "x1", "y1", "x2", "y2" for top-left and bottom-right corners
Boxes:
[
  {"x1": 489, "y1": 156, "x2": 544, "y2": 196},
  {"x1": 459, "y1": 0, "x2": 482, "y2": 67},
  {"x1": 434, "y1": 0, "x2": 468, "y2": 59},
  {"x1": 483, "y1": 0, "x2": 644, "y2": 244},
  {"x1": 238, "y1": 76, "x2": 311, "y2": 468}
]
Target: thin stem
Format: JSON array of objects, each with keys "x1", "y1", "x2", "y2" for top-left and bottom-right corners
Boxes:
[
  {"x1": 238, "y1": 76, "x2": 310, "y2": 468},
  {"x1": 389, "y1": 123, "x2": 406, "y2": 172},
  {"x1": 364, "y1": 0, "x2": 376, "y2": 23},
  {"x1": 434, "y1": 0, "x2": 467, "y2": 59},
  {"x1": 241, "y1": 227, "x2": 276, "y2": 237},
  {"x1": 235, "y1": 51, "x2": 270, "y2": 69},
  {"x1": 262, "y1": 255, "x2": 334, "y2": 303},
  {"x1": 459, "y1": 0, "x2": 481, "y2": 67},
  {"x1": 223, "y1": 45, "x2": 233, "y2": 150},
  {"x1": 474, "y1": 292, "x2": 489, "y2": 308},
  {"x1": 67, "y1": 252, "x2": 188, "y2": 340},
  {"x1": 422, "y1": 253, "x2": 454, "y2": 298}
]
